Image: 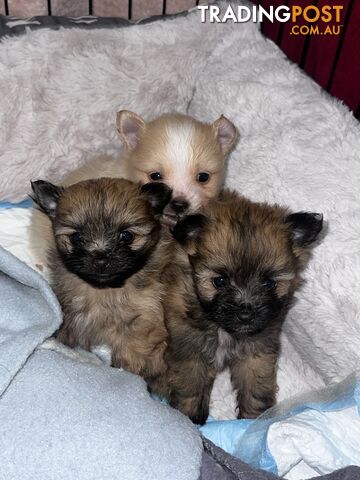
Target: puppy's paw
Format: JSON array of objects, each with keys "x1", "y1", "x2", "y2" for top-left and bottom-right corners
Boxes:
[
  {"x1": 189, "y1": 411, "x2": 208, "y2": 426},
  {"x1": 56, "y1": 325, "x2": 78, "y2": 348},
  {"x1": 237, "y1": 394, "x2": 275, "y2": 419},
  {"x1": 171, "y1": 395, "x2": 209, "y2": 425}
]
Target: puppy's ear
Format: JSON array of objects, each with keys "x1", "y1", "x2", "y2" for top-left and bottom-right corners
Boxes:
[
  {"x1": 172, "y1": 214, "x2": 207, "y2": 252},
  {"x1": 30, "y1": 180, "x2": 64, "y2": 218},
  {"x1": 116, "y1": 110, "x2": 145, "y2": 150},
  {"x1": 285, "y1": 212, "x2": 323, "y2": 246},
  {"x1": 212, "y1": 115, "x2": 237, "y2": 156},
  {"x1": 140, "y1": 183, "x2": 172, "y2": 214}
]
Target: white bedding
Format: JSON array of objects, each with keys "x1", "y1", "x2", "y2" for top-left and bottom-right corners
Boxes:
[
  {"x1": 269, "y1": 405, "x2": 360, "y2": 478},
  {"x1": 0, "y1": 208, "x2": 45, "y2": 275}
]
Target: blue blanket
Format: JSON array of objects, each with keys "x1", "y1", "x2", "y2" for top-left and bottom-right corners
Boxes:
[{"x1": 201, "y1": 375, "x2": 360, "y2": 475}]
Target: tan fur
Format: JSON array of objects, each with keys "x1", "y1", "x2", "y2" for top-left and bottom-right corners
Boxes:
[
  {"x1": 191, "y1": 191, "x2": 303, "y2": 302},
  {"x1": 63, "y1": 155, "x2": 127, "y2": 186},
  {"x1": 55, "y1": 256, "x2": 169, "y2": 378},
  {"x1": 230, "y1": 352, "x2": 278, "y2": 418},
  {"x1": 64, "y1": 112, "x2": 236, "y2": 208},
  {"x1": 125, "y1": 113, "x2": 231, "y2": 207},
  {"x1": 37, "y1": 178, "x2": 173, "y2": 380}
]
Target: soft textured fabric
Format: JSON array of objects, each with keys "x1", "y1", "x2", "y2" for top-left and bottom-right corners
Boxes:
[
  {"x1": 0, "y1": 246, "x2": 203, "y2": 480},
  {"x1": 0, "y1": 349, "x2": 203, "y2": 480},
  {"x1": 0, "y1": 244, "x2": 62, "y2": 393},
  {"x1": 0, "y1": 10, "x2": 207, "y2": 201},
  {"x1": 201, "y1": 375, "x2": 360, "y2": 477}
]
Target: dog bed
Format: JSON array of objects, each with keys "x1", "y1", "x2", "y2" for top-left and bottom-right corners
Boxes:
[{"x1": 1, "y1": 2, "x2": 360, "y2": 478}]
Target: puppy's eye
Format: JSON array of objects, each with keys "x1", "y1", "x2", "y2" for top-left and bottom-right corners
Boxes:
[
  {"x1": 119, "y1": 231, "x2": 134, "y2": 244},
  {"x1": 212, "y1": 276, "x2": 228, "y2": 289},
  {"x1": 196, "y1": 172, "x2": 210, "y2": 184},
  {"x1": 70, "y1": 232, "x2": 81, "y2": 244},
  {"x1": 149, "y1": 172, "x2": 163, "y2": 181},
  {"x1": 262, "y1": 278, "x2": 277, "y2": 290}
]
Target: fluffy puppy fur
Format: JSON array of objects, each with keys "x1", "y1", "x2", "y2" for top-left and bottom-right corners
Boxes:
[
  {"x1": 29, "y1": 111, "x2": 237, "y2": 270},
  {"x1": 149, "y1": 190, "x2": 323, "y2": 424},
  {"x1": 31, "y1": 177, "x2": 172, "y2": 380},
  {"x1": 67, "y1": 111, "x2": 238, "y2": 221}
]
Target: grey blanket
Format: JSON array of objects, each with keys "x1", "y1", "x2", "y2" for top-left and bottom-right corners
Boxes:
[{"x1": 0, "y1": 246, "x2": 203, "y2": 480}]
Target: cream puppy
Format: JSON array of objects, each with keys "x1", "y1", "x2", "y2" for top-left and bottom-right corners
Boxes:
[{"x1": 67, "y1": 111, "x2": 237, "y2": 223}]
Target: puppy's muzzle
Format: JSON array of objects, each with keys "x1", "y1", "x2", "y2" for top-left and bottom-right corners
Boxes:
[
  {"x1": 162, "y1": 197, "x2": 189, "y2": 226},
  {"x1": 93, "y1": 256, "x2": 109, "y2": 269},
  {"x1": 169, "y1": 198, "x2": 189, "y2": 214},
  {"x1": 236, "y1": 303, "x2": 255, "y2": 323}
]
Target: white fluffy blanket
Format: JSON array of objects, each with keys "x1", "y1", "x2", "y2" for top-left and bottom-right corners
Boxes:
[{"x1": 0, "y1": 2, "x2": 359, "y2": 421}]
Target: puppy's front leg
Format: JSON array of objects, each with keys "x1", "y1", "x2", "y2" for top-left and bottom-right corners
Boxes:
[
  {"x1": 168, "y1": 358, "x2": 216, "y2": 425},
  {"x1": 56, "y1": 322, "x2": 79, "y2": 348},
  {"x1": 114, "y1": 313, "x2": 168, "y2": 379},
  {"x1": 111, "y1": 348, "x2": 123, "y2": 369},
  {"x1": 56, "y1": 316, "x2": 92, "y2": 351},
  {"x1": 230, "y1": 353, "x2": 277, "y2": 419}
]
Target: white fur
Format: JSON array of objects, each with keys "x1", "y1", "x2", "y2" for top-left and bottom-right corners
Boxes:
[
  {"x1": 165, "y1": 122, "x2": 194, "y2": 174},
  {"x1": 0, "y1": 2, "x2": 359, "y2": 429},
  {"x1": 214, "y1": 328, "x2": 235, "y2": 370},
  {"x1": 165, "y1": 122, "x2": 196, "y2": 201}
]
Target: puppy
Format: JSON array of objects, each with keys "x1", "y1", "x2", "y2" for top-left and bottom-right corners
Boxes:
[
  {"x1": 150, "y1": 190, "x2": 323, "y2": 424},
  {"x1": 67, "y1": 111, "x2": 238, "y2": 223},
  {"x1": 31, "y1": 177, "x2": 172, "y2": 380}
]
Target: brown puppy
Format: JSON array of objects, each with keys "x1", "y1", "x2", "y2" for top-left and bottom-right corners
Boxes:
[
  {"x1": 31, "y1": 178, "x2": 172, "y2": 381},
  {"x1": 150, "y1": 190, "x2": 323, "y2": 424}
]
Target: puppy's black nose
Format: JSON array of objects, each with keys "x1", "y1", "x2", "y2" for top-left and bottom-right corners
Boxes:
[
  {"x1": 238, "y1": 303, "x2": 254, "y2": 322},
  {"x1": 94, "y1": 257, "x2": 109, "y2": 268},
  {"x1": 170, "y1": 198, "x2": 189, "y2": 215}
]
